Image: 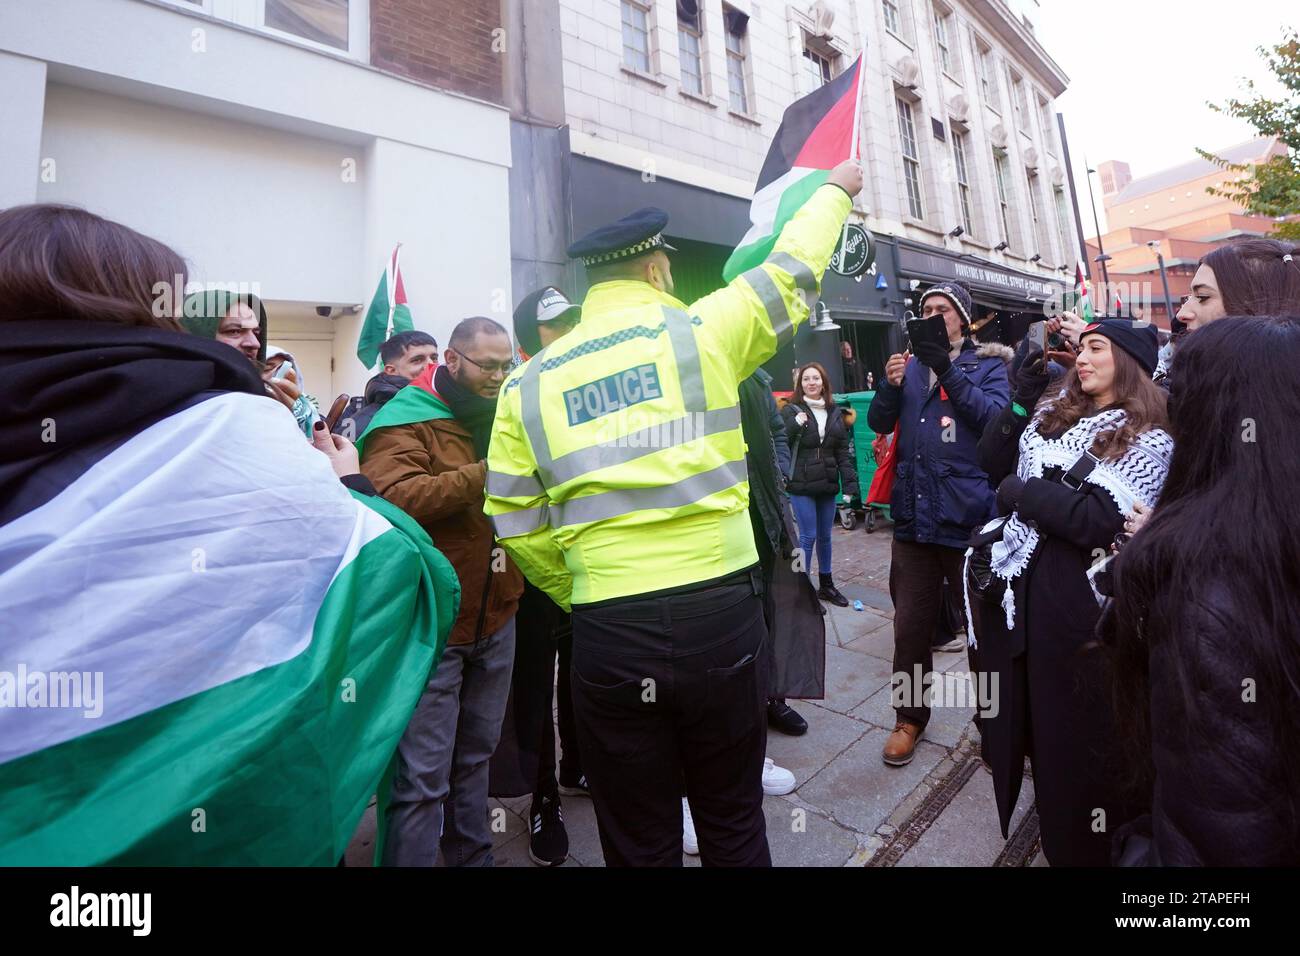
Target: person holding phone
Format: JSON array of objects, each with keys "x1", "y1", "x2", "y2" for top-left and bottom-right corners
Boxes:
[
  {"x1": 866, "y1": 281, "x2": 1009, "y2": 767},
  {"x1": 974, "y1": 319, "x2": 1172, "y2": 865},
  {"x1": 781, "y1": 361, "x2": 859, "y2": 607}
]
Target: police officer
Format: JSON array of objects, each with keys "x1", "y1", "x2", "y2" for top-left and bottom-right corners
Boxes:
[{"x1": 485, "y1": 160, "x2": 862, "y2": 866}]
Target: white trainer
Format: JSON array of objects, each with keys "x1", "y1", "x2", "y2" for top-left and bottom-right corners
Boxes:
[
  {"x1": 762, "y1": 757, "x2": 797, "y2": 796},
  {"x1": 682, "y1": 797, "x2": 699, "y2": 856}
]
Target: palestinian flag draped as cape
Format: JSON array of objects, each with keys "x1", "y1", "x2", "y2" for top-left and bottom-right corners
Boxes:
[
  {"x1": 724, "y1": 55, "x2": 865, "y2": 281},
  {"x1": 355, "y1": 363, "x2": 454, "y2": 459},
  {"x1": 0, "y1": 322, "x2": 459, "y2": 865}
]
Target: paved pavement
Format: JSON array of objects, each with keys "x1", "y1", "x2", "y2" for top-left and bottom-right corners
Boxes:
[{"x1": 346, "y1": 514, "x2": 1044, "y2": 867}]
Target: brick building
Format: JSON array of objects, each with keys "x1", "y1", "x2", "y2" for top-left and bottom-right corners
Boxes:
[{"x1": 1085, "y1": 136, "x2": 1291, "y2": 327}]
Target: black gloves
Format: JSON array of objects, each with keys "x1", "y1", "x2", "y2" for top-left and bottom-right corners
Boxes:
[
  {"x1": 996, "y1": 474, "x2": 1025, "y2": 516},
  {"x1": 1012, "y1": 352, "x2": 1050, "y2": 410},
  {"x1": 913, "y1": 340, "x2": 952, "y2": 376}
]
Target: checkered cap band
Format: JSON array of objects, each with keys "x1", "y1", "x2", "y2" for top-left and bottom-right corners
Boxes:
[{"x1": 582, "y1": 233, "x2": 668, "y2": 266}]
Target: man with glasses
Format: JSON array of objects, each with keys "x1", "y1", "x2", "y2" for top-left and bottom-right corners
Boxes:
[{"x1": 360, "y1": 316, "x2": 524, "y2": 867}]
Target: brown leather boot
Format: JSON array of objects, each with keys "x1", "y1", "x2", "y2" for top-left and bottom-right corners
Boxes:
[{"x1": 881, "y1": 719, "x2": 923, "y2": 766}]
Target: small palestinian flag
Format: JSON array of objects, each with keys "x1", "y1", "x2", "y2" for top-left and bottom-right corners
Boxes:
[
  {"x1": 1074, "y1": 262, "x2": 1097, "y2": 321},
  {"x1": 357, "y1": 244, "x2": 415, "y2": 369},
  {"x1": 724, "y1": 55, "x2": 865, "y2": 281}
]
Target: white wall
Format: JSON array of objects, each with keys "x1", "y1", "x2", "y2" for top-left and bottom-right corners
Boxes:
[{"x1": 37, "y1": 84, "x2": 366, "y2": 304}]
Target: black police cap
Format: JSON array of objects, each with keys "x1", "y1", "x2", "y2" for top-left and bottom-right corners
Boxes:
[{"x1": 566, "y1": 207, "x2": 678, "y2": 266}]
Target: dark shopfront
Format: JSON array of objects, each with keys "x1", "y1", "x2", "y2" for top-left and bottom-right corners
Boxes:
[
  {"x1": 895, "y1": 239, "x2": 1068, "y2": 348},
  {"x1": 568, "y1": 156, "x2": 903, "y2": 395}
]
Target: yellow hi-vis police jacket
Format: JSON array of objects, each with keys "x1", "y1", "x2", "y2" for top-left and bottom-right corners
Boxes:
[{"x1": 484, "y1": 184, "x2": 853, "y2": 610}]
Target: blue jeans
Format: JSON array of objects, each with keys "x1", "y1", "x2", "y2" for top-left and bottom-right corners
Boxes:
[{"x1": 790, "y1": 492, "x2": 837, "y2": 576}]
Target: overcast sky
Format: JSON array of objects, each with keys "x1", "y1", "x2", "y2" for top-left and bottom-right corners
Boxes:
[{"x1": 1022, "y1": 0, "x2": 1293, "y2": 236}]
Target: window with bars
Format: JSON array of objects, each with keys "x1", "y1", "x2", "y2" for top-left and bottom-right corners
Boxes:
[
  {"x1": 724, "y1": 6, "x2": 750, "y2": 113},
  {"x1": 1039, "y1": 97, "x2": 1057, "y2": 154},
  {"x1": 802, "y1": 44, "x2": 833, "y2": 93},
  {"x1": 1054, "y1": 186, "x2": 1073, "y2": 265},
  {"x1": 934, "y1": 6, "x2": 954, "y2": 75},
  {"x1": 883, "y1": 0, "x2": 902, "y2": 36},
  {"x1": 975, "y1": 40, "x2": 997, "y2": 110},
  {"x1": 897, "y1": 98, "x2": 924, "y2": 219},
  {"x1": 952, "y1": 130, "x2": 973, "y2": 234},
  {"x1": 1027, "y1": 169, "x2": 1045, "y2": 255},
  {"x1": 677, "y1": 0, "x2": 704, "y2": 95},
  {"x1": 1010, "y1": 71, "x2": 1028, "y2": 128},
  {"x1": 994, "y1": 150, "x2": 1012, "y2": 247},
  {"x1": 621, "y1": 0, "x2": 652, "y2": 73}
]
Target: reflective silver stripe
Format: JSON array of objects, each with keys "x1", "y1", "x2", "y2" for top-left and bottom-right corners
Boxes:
[
  {"x1": 765, "y1": 251, "x2": 817, "y2": 293},
  {"x1": 662, "y1": 306, "x2": 707, "y2": 412},
  {"x1": 547, "y1": 405, "x2": 741, "y2": 486},
  {"x1": 741, "y1": 266, "x2": 795, "y2": 349},
  {"x1": 519, "y1": 343, "x2": 555, "y2": 486},
  {"x1": 549, "y1": 458, "x2": 748, "y2": 529},
  {"x1": 487, "y1": 470, "x2": 546, "y2": 500},
  {"x1": 491, "y1": 504, "x2": 549, "y2": 538},
  {"x1": 765, "y1": 251, "x2": 819, "y2": 312}
]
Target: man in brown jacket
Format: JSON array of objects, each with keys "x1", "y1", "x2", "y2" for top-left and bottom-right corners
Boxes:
[{"x1": 361, "y1": 316, "x2": 523, "y2": 867}]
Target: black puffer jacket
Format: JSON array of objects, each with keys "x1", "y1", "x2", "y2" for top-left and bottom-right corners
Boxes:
[
  {"x1": 1108, "y1": 582, "x2": 1300, "y2": 866},
  {"x1": 781, "y1": 400, "x2": 859, "y2": 498}
]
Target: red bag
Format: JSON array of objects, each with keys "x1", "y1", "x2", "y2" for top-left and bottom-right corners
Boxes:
[{"x1": 866, "y1": 424, "x2": 899, "y2": 506}]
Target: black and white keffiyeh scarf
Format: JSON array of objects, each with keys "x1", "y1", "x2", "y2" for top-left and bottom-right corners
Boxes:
[{"x1": 965, "y1": 407, "x2": 1173, "y2": 640}]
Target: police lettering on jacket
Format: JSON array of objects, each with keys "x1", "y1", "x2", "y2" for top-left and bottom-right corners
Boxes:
[{"x1": 563, "y1": 363, "x2": 662, "y2": 425}]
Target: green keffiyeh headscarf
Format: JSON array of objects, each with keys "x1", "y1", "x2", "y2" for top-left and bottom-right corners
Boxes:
[{"x1": 180, "y1": 290, "x2": 270, "y2": 364}]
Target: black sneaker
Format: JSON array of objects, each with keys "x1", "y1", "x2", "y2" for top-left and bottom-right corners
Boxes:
[
  {"x1": 817, "y1": 583, "x2": 850, "y2": 607},
  {"x1": 528, "y1": 797, "x2": 569, "y2": 867},
  {"x1": 557, "y1": 773, "x2": 590, "y2": 798},
  {"x1": 767, "y1": 699, "x2": 809, "y2": 736}
]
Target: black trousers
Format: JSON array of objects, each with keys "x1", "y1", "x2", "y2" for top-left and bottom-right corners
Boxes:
[
  {"x1": 888, "y1": 538, "x2": 980, "y2": 728},
  {"x1": 536, "y1": 625, "x2": 579, "y2": 800},
  {"x1": 570, "y1": 575, "x2": 771, "y2": 867}
]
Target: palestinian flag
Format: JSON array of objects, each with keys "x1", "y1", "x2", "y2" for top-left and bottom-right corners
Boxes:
[
  {"x1": 1074, "y1": 262, "x2": 1097, "y2": 321},
  {"x1": 0, "y1": 336, "x2": 459, "y2": 865},
  {"x1": 357, "y1": 244, "x2": 415, "y2": 369},
  {"x1": 355, "y1": 363, "x2": 454, "y2": 459},
  {"x1": 724, "y1": 55, "x2": 865, "y2": 281}
]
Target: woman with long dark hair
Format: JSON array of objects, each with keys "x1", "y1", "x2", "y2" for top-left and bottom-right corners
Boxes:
[
  {"x1": 1175, "y1": 238, "x2": 1300, "y2": 330},
  {"x1": 0, "y1": 204, "x2": 457, "y2": 865},
  {"x1": 1105, "y1": 316, "x2": 1300, "y2": 865},
  {"x1": 781, "y1": 361, "x2": 859, "y2": 606},
  {"x1": 971, "y1": 319, "x2": 1172, "y2": 865},
  {"x1": 1140, "y1": 238, "x2": 1300, "y2": 526}
]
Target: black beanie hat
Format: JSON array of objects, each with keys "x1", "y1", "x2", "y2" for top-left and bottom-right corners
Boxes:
[
  {"x1": 918, "y1": 282, "x2": 974, "y2": 329},
  {"x1": 1079, "y1": 319, "x2": 1159, "y2": 376}
]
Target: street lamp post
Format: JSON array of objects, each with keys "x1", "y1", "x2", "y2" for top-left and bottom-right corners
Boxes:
[
  {"x1": 1148, "y1": 240, "x2": 1175, "y2": 325},
  {"x1": 1084, "y1": 160, "x2": 1111, "y2": 293}
]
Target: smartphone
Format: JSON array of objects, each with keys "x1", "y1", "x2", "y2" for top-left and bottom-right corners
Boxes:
[
  {"x1": 905, "y1": 314, "x2": 948, "y2": 353},
  {"x1": 270, "y1": 360, "x2": 293, "y2": 382},
  {"x1": 324, "y1": 394, "x2": 350, "y2": 432},
  {"x1": 1030, "y1": 320, "x2": 1049, "y2": 354}
]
